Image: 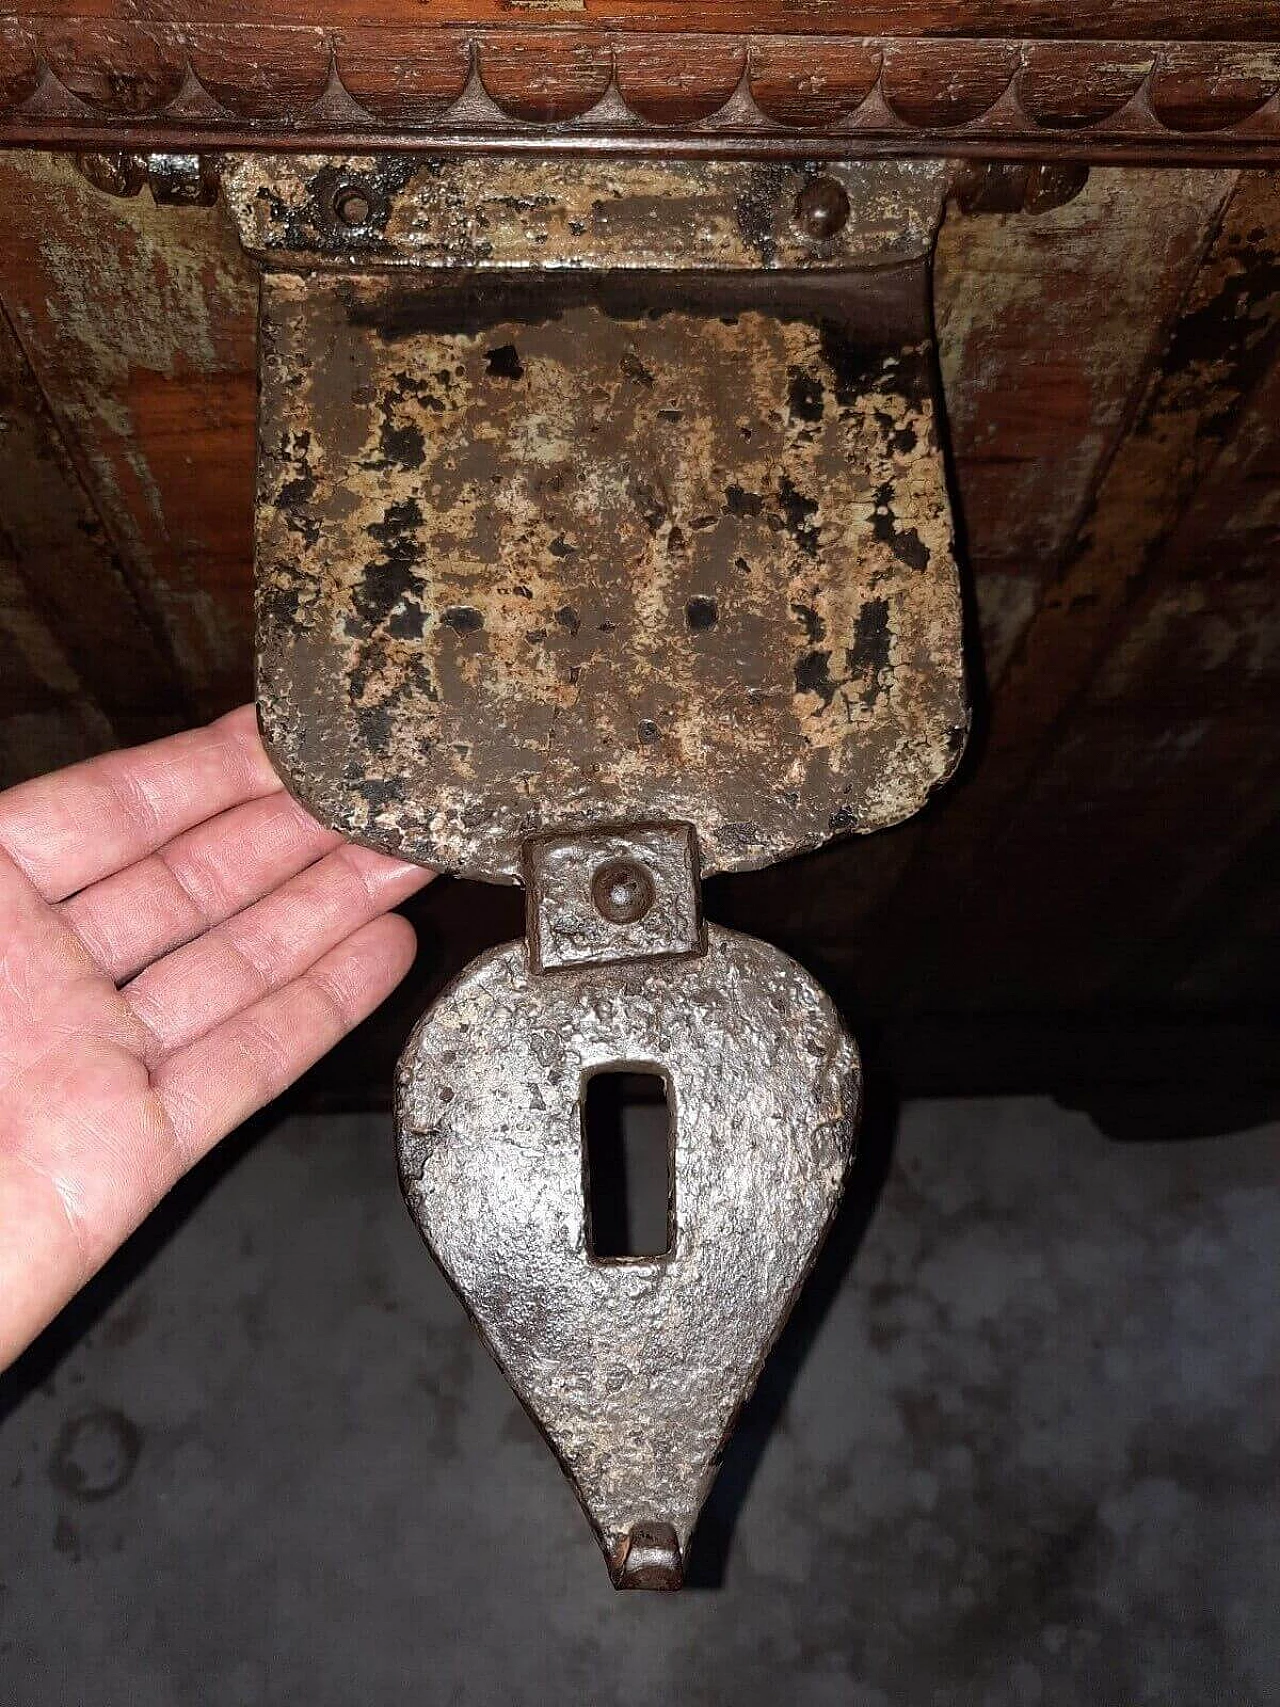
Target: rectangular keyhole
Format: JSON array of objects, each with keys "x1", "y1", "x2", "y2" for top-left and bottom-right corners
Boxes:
[{"x1": 582, "y1": 1069, "x2": 673, "y2": 1262}]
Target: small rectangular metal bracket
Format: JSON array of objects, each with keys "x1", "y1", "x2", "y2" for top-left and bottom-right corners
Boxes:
[{"x1": 525, "y1": 823, "x2": 704, "y2": 974}]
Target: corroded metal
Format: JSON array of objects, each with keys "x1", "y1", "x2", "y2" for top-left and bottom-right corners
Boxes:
[
  {"x1": 234, "y1": 156, "x2": 968, "y2": 882},
  {"x1": 75, "y1": 150, "x2": 219, "y2": 204},
  {"x1": 396, "y1": 924, "x2": 861, "y2": 1589},
  {"x1": 953, "y1": 160, "x2": 1090, "y2": 216},
  {"x1": 526, "y1": 823, "x2": 702, "y2": 974},
  {"x1": 74, "y1": 151, "x2": 146, "y2": 199},
  {"x1": 225, "y1": 155, "x2": 950, "y2": 273},
  {"x1": 236, "y1": 155, "x2": 966, "y2": 1591},
  {"x1": 144, "y1": 153, "x2": 220, "y2": 207}
]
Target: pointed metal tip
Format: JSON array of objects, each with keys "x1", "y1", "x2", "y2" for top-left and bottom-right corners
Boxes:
[{"x1": 609, "y1": 1522, "x2": 684, "y2": 1591}]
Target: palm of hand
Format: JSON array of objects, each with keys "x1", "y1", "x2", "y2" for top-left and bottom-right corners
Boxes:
[{"x1": 0, "y1": 708, "x2": 430, "y2": 1368}]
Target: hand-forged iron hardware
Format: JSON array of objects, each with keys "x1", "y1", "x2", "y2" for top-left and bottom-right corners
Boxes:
[{"x1": 226, "y1": 154, "x2": 969, "y2": 1588}]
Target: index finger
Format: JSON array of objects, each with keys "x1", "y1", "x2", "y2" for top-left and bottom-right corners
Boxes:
[{"x1": 0, "y1": 706, "x2": 284, "y2": 902}]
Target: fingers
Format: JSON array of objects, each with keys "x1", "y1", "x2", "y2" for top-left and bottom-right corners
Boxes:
[
  {"x1": 123, "y1": 842, "x2": 432, "y2": 1068},
  {"x1": 154, "y1": 912, "x2": 418, "y2": 1162},
  {"x1": 0, "y1": 844, "x2": 104, "y2": 1047},
  {"x1": 0, "y1": 913, "x2": 420, "y2": 1369},
  {"x1": 0, "y1": 705, "x2": 280, "y2": 903},
  {"x1": 61, "y1": 789, "x2": 343, "y2": 983}
]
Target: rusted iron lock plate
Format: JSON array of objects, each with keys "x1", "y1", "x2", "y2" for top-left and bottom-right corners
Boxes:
[
  {"x1": 226, "y1": 156, "x2": 968, "y2": 1588},
  {"x1": 228, "y1": 156, "x2": 967, "y2": 880}
]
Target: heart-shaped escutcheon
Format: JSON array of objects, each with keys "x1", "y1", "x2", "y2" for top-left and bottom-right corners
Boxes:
[{"x1": 396, "y1": 924, "x2": 860, "y2": 1588}]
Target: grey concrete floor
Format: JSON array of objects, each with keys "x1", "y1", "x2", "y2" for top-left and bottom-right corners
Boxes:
[{"x1": 1, "y1": 1096, "x2": 1276, "y2": 1705}]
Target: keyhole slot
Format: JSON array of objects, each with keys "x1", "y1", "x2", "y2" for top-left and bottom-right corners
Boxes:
[{"x1": 581, "y1": 1068, "x2": 674, "y2": 1263}]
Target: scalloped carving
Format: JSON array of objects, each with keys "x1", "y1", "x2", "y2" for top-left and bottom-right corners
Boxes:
[
  {"x1": 881, "y1": 41, "x2": 1022, "y2": 130},
  {"x1": 329, "y1": 28, "x2": 473, "y2": 125},
  {"x1": 614, "y1": 37, "x2": 747, "y2": 125},
  {"x1": 748, "y1": 40, "x2": 882, "y2": 128},
  {"x1": 1019, "y1": 43, "x2": 1154, "y2": 128},
  {"x1": 187, "y1": 27, "x2": 332, "y2": 121},
  {"x1": 40, "y1": 21, "x2": 184, "y2": 115},
  {"x1": 478, "y1": 34, "x2": 613, "y2": 124},
  {"x1": 0, "y1": 23, "x2": 41, "y2": 111},
  {"x1": 1, "y1": 25, "x2": 1280, "y2": 155},
  {"x1": 1149, "y1": 45, "x2": 1280, "y2": 131}
]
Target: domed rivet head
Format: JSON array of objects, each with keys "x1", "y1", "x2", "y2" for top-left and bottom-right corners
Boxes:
[{"x1": 793, "y1": 176, "x2": 851, "y2": 242}]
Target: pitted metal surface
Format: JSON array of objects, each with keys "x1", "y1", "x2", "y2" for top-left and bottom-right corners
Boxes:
[
  {"x1": 252, "y1": 255, "x2": 966, "y2": 880},
  {"x1": 239, "y1": 155, "x2": 961, "y2": 1589},
  {"x1": 224, "y1": 155, "x2": 951, "y2": 274},
  {"x1": 526, "y1": 822, "x2": 702, "y2": 974},
  {"x1": 395, "y1": 925, "x2": 861, "y2": 1586}
]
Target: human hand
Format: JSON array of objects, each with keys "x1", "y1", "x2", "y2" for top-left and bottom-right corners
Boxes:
[{"x1": 0, "y1": 707, "x2": 431, "y2": 1368}]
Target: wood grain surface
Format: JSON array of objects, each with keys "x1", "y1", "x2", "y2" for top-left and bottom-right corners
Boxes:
[{"x1": 3, "y1": 12, "x2": 1280, "y2": 159}]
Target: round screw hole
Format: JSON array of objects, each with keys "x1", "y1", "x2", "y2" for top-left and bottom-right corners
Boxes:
[
  {"x1": 333, "y1": 185, "x2": 373, "y2": 229},
  {"x1": 591, "y1": 859, "x2": 655, "y2": 926}
]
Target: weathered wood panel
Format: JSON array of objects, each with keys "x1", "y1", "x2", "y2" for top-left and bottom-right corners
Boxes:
[
  {"x1": 1157, "y1": 815, "x2": 1280, "y2": 1008},
  {"x1": 0, "y1": 538, "x2": 112, "y2": 787},
  {"x1": 0, "y1": 152, "x2": 257, "y2": 721},
  {"x1": 937, "y1": 168, "x2": 1237, "y2": 680},
  {"x1": 1068, "y1": 318, "x2": 1280, "y2": 1008},
  {"x1": 0, "y1": 296, "x2": 189, "y2": 746}
]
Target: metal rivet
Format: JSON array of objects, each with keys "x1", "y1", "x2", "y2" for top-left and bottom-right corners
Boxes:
[
  {"x1": 591, "y1": 859, "x2": 655, "y2": 926},
  {"x1": 793, "y1": 176, "x2": 851, "y2": 242}
]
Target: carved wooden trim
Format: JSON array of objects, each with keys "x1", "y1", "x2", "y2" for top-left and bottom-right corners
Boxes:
[{"x1": 3, "y1": 24, "x2": 1280, "y2": 160}]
